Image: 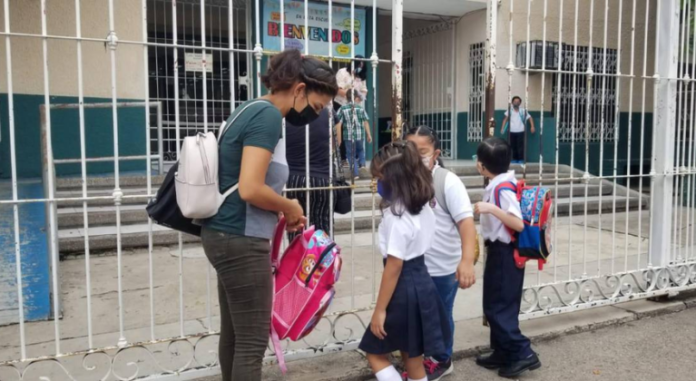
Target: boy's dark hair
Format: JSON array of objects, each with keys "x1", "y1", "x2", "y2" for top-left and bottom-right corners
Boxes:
[
  {"x1": 346, "y1": 88, "x2": 362, "y2": 103},
  {"x1": 371, "y1": 141, "x2": 434, "y2": 216},
  {"x1": 477, "y1": 137, "x2": 511, "y2": 175},
  {"x1": 511, "y1": 96, "x2": 522, "y2": 103},
  {"x1": 405, "y1": 125, "x2": 444, "y2": 168},
  {"x1": 262, "y1": 49, "x2": 338, "y2": 97}
]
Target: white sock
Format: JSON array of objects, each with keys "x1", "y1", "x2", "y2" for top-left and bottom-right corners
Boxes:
[
  {"x1": 408, "y1": 377, "x2": 427, "y2": 381},
  {"x1": 375, "y1": 365, "x2": 401, "y2": 381}
]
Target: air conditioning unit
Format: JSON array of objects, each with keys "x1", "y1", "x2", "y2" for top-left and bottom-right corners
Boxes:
[{"x1": 516, "y1": 41, "x2": 559, "y2": 70}]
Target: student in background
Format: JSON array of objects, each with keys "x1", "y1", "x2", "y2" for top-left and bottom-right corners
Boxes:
[
  {"x1": 336, "y1": 89, "x2": 373, "y2": 180},
  {"x1": 500, "y1": 96, "x2": 535, "y2": 164}
]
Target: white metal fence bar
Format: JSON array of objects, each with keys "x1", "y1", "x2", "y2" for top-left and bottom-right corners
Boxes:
[
  {"x1": 650, "y1": 0, "x2": 677, "y2": 268},
  {"x1": 38, "y1": 0, "x2": 63, "y2": 355},
  {"x1": 3, "y1": 0, "x2": 26, "y2": 362}
]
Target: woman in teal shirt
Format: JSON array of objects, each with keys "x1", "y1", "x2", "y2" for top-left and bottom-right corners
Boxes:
[{"x1": 201, "y1": 49, "x2": 338, "y2": 381}]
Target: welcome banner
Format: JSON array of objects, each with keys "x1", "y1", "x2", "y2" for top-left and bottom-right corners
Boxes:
[{"x1": 262, "y1": 0, "x2": 367, "y2": 59}]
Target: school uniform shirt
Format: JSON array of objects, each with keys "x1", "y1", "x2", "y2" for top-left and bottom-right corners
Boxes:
[
  {"x1": 379, "y1": 204, "x2": 436, "y2": 261},
  {"x1": 481, "y1": 171, "x2": 522, "y2": 244},
  {"x1": 425, "y1": 164, "x2": 474, "y2": 277},
  {"x1": 505, "y1": 107, "x2": 531, "y2": 133}
]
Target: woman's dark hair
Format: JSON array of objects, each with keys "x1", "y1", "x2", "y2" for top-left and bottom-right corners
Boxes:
[
  {"x1": 262, "y1": 49, "x2": 338, "y2": 97},
  {"x1": 476, "y1": 137, "x2": 511, "y2": 175},
  {"x1": 347, "y1": 55, "x2": 367, "y2": 81},
  {"x1": 405, "y1": 125, "x2": 445, "y2": 167},
  {"x1": 371, "y1": 141, "x2": 434, "y2": 216}
]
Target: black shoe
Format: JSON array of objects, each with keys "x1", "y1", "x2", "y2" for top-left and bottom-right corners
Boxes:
[
  {"x1": 475, "y1": 352, "x2": 508, "y2": 370},
  {"x1": 498, "y1": 353, "x2": 541, "y2": 378}
]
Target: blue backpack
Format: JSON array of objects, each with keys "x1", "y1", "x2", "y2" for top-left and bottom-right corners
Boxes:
[{"x1": 494, "y1": 180, "x2": 554, "y2": 270}]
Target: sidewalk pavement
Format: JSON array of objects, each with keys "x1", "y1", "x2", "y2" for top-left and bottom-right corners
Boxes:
[{"x1": 231, "y1": 291, "x2": 696, "y2": 381}]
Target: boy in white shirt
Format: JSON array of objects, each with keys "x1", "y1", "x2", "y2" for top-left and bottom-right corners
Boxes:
[
  {"x1": 501, "y1": 96, "x2": 535, "y2": 164},
  {"x1": 473, "y1": 137, "x2": 541, "y2": 378}
]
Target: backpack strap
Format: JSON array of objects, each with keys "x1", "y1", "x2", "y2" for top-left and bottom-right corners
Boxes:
[
  {"x1": 493, "y1": 181, "x2": 518, "y2": 209},
  {"x1": 433, "y1": 166, "x2": 456, "y2": 224},
  {"x1": 493, "y1": 181, "x2": 518, "y2": 241},
  {"x1": 215, "y1": 100, "x2": 268, "y2": 198},
  {"x1": 271, "y1": 217, "x2": 287, "y2": 268},
  {"x1": 218, "y1": 100, "x2": 267, "y2": 144}
]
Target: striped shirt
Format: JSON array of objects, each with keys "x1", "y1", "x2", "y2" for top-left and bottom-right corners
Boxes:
[{"x1": 337, "y1": 104, "x2": 369, "y2": 141}]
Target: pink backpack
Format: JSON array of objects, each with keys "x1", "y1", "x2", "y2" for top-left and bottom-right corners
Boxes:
[{"x1": 270, "y1": 218, "x2": 342, "y2": 372}]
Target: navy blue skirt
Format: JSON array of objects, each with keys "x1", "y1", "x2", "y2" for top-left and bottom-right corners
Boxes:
[{"x1": 359, "y1": 256, "x2": 451, "y2": 357}]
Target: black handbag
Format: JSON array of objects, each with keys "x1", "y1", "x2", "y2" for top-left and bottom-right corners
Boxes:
[
  {"x1": 146, "y1": 161, "x2": 202, "y2": 237},
  {"x1": 332, "y1": 130, "x2": 352, "y2": 215},
  {"x1": 333, "y1": 175, "x2": 352, "y2": 214}
]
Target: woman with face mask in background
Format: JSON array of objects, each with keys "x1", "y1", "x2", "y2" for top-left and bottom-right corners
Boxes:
[{"x1": 200, "y1": 49, "x2": 338, "y2": 381}]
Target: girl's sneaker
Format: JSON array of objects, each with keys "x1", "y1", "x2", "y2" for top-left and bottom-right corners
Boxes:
[{"x1": 425, "y1": 358, "x2": 454, "y2": 381}]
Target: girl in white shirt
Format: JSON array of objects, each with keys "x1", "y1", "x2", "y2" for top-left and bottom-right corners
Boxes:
[
  {"x1": 359, "y1": 141, "x2": 451, "y2": 381},
  {"x1": 406, "y1": 126, "x2": 477, "y2": 380}
]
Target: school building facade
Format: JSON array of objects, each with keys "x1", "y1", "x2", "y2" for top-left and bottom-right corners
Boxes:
[{"x1": 0, "y1": 0, "x2": 657, "y2": 181}]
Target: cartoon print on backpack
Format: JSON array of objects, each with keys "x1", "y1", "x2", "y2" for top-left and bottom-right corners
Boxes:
[{"x1": 299, "y1": 254, "x2": 317, "y2": 283}]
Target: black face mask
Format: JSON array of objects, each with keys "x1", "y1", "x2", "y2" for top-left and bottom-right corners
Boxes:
[{"x1": 286, "y1": 95, "x2": 320, "y2": 126}]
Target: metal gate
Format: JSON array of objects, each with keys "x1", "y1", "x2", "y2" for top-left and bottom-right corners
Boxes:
[
  {"x1": 2, "y1": 0, "x2": 696, "y2": 380},
  {"x1": 498, "y1": 0, "x2": 696, "y2": 319},
  {"x1": 0, "y1": 0, "x2": 392, "y2": 379}
]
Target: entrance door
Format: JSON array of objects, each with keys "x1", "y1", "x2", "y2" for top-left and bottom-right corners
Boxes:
[{"x1": 402, "y1": 19, "x2": 457, "y2": 158}]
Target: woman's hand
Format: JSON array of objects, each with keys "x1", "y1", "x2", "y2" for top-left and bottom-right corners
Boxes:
[
  {"x1": 284, "y1": 199, "x2": 307, "y2": 232},
  {"x1": 370, "y1": 309, "x2": 387, "y2": 340}
]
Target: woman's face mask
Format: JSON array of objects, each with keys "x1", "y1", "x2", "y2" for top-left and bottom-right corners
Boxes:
[{"x1": 286, "y1": 92, "x2": 320, "y2": 126}]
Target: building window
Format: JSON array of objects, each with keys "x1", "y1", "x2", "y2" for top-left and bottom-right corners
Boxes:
[
  {"x1": 468, "y1": 42, "x2": 485, "y2": 142},
  {"x1": 552, "y1": 44, "x2": 618, "y2": 143}
]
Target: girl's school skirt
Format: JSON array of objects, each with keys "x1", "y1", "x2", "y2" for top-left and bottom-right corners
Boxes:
[{"x1": 359, "y1": 255, "x2": 451, "y2": 357}]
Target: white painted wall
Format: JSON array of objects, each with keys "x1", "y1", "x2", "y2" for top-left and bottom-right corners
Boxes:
[
  {"x1": 0, "y1": 0, "x2": 145, "y2": 99},
  {"x1": 495, "y1": 0, "x2": 657, "y2": 113}
]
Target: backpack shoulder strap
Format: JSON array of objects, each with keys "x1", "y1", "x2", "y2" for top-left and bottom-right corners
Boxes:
[
  {"x1": 494, "y1": 181, "x2": 518, "y2": 241},
  {"x1": 493, "y1": 181, "x2": 518, "y2": 208},
  {"x1": 433, "y1": 167, "x2": 455, "y2": 223},
  {"x1": 271, "y1": 217, "x2": 287, "y2": 267},
  {"x1": 218, "y1": 100, "x2": 267, "y2": 144}
]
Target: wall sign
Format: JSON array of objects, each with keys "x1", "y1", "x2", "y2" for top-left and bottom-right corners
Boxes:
[{"x1": 262, "y1": 0, "x2": 367, "y2": 59}]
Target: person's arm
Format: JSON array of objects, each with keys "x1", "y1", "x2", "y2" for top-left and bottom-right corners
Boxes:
[
  {"x1": 442, "y1": 175, "x2": 477, "y2": 288},
  {"x1": 336, "y1": 121, "x2": 343, "y2": 147},
  {"x1": 363, "y1": 120, "x2": 372, "y2": 143},
  {"x1": 474, "y1": 202, "x2": 524, "y2": 232},
  {"x1": 370, "y1": 256, "x2": 403, "y2": 339},
  {"x1": 528, "y1": 115, "x2": 536, "y2": 134},
  {"x1": 501, "y1": 116, "x2": 509, "y2": 134},
  {"x1": 239, "y1": 146, "x2": 306, "y2": 231},
  {"x1": 456, "y1": 217, "x2": 477, "y2": 289}
]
